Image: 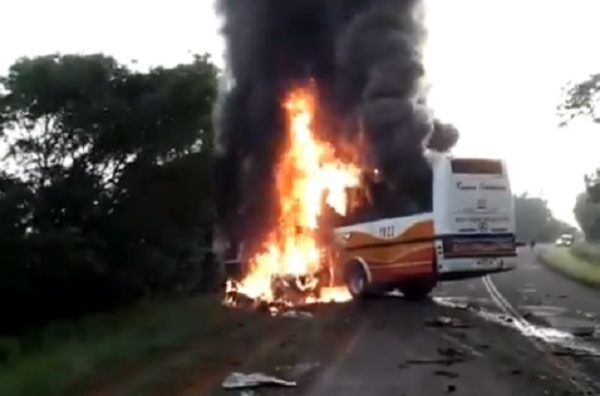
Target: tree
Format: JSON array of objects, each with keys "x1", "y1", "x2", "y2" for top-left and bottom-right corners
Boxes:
[
  {"x1": 514, "y1": 194, "x2": 575, "y2": 242},
  {"x1": 574, "y1": 192, "x2": 600, "y2": 241},
  {"x1": 558, "y1": 75, "x2": 600, "y2": 205},
  {"x1": 559, "y1": 74, "x2": 600, "y2": 127},
  {"x1": 0, "y1": 53, "x2": 219, "y2": 332}
]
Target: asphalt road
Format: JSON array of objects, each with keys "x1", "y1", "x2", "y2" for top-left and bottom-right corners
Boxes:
[{"x1": 305, "y1": 245, "x2": 600, "y2": 396}]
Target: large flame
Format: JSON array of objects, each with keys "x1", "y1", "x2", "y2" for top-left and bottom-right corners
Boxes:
[{"x1": 226, "y1": 85, "x2": 363, "y2": 306}]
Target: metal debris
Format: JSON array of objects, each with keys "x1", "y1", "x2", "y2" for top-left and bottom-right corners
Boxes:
[
  {"x1": 434, "y1": 369, "x2": 459, "y2": 378},
  {"x1": 406, "y1": 357, "x2": 461, "y2": 365},
  {"x1": 425, "y1": 316, "x2": 472, "y2": 329},
  {"x1": 572, "y1": 328, "x2": 595, "y2": 338},
  {"x1": 222, "y1": 372, "x2": 297, "y2": 390},
  {"x1": 437, "y1": 347, "x2": 468, "y2": 360},
  {"x1": 281, "y1": 310, "x2": 313, "y2": 319},
  {"x1": 276, "y1": 362, "x2": 321, "y2": 378},
  {"x1": 552, "y1": 349, "x2": 600, "y2": 358},
  {"x1": 405, "y1": 346, "x2": 471, "y2": 366}
]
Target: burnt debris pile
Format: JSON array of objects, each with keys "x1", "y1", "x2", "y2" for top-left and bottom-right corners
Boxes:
[{"x1": 214, "y1": 0, "x2": 460, "y2": 249}]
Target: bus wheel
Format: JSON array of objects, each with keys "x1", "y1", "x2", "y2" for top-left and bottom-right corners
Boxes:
[
  {"x1": 344, "y1": 260, "x2": 369, "y2": 299},
  {"x1": 399, "y1": 282, "x2": 434, "y2": 301}
]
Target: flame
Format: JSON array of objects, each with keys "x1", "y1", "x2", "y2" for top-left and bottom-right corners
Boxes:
[{"x1": 226, "y1": 84, "x2": 363, "y2": 306}]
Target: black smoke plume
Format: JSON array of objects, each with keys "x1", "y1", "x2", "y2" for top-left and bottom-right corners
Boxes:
[{"x1": 214, "y1": 0, "x2": 459, "y2": 247}]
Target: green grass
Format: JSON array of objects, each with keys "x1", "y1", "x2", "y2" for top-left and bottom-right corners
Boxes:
[
  {"x1": 569, "y1": 241, "x2": 600, "y2": 266},
  {"x1": 0, "y1": 295, "x2": 273, "y2": 396},
  {"x1": 539, "y1": 245, "x2": 600, "y2": 288}
]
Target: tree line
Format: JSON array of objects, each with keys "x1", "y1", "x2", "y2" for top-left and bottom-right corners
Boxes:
[
  {"x1": 514, "y1": 194, "x2": 575, "y2": 242},
  {"x1": 0, "y1": 54, "x2": 219, "y2": 333}
]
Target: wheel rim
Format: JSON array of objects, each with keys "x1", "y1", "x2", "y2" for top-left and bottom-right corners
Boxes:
[{"x1": 349, "y1": 272, "x2": 364, "y2": 295}]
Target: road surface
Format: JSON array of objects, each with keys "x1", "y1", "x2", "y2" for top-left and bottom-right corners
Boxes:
[{"x1": 305, "y1": 245, "x2": 600, "y2": 395}]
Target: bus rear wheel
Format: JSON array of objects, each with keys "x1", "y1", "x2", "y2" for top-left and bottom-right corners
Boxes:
[{"x1": 399, "y1": 281, "x2": 435, "y2": 301}]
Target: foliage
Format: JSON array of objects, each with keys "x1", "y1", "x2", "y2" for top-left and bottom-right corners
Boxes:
[
  {"x1": 559, "y1": 74, "x2": 600, "y2": 238},
  {"x1": 574, "y1": 191, "x2": 600, "y2": 241},
  {"x1": 514, "y1": 193, "x2": 575, "y2": 242},
  {"x1": 0, "y1": 53, "x2": 219, "y2": 333},
  {"x1": 558, "y1": 74, "x2": 600, "y2": 127}
]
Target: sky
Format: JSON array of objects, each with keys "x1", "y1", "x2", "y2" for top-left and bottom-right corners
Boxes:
[{"x1": 2, "y1": 0, "x2": 600, "y2": 226}]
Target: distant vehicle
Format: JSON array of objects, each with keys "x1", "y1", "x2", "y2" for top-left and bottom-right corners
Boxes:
[
  {"x1": 555, "y1": 234, "x2": 574, "y2": 247},
  {"x1": 333, "y1": 155, "x2": 517, "y2": 300}
]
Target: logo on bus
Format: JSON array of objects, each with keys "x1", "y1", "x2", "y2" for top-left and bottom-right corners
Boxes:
[{"x1": 478, "y1": 220, "x2": 489, "y2": 232}]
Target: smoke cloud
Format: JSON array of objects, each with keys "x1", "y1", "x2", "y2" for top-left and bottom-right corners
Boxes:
[{"x1": 214, "y1": 0, "x2": 459, "y2": 244}]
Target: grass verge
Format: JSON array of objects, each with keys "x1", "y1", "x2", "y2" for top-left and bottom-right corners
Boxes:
[
  {"x1": 0, "y1": 294, "x2": 351, "y2": 396},
  {"x1": 570, "y1": 241, "x2": 600, "y2": 266},
  {"x1": 538, "y1": 246, "x2": 600, "y2": 288}
]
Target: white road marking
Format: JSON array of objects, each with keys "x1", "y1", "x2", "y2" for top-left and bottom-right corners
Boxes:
[{"x1": 481, "y1": 275, "x2": 595, "y2": 393}]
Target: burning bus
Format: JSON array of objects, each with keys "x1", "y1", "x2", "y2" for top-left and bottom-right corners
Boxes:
[
  {"x1": 215, "y1": 85, "x2": 517, "y2": 305},
  {"x1": 213, "y1": 0, "x2": 486, "y2": 306}
]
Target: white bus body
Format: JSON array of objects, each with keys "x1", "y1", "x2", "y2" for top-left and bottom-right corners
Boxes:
[{"x1": 334, "y1": 154, "x2": 517, "y2": 299}]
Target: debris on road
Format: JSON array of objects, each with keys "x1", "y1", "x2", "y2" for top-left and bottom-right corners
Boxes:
[
  {"x1": 572, "y1": 327, "x2": 595, "y2": 338},
  {"x1": 552, "y1": 349, "x2": 600, "y2": 359},
  {"x1": 425, "y1": 316, "x2": 472, "y2": 329},
  {"x1": 406, "y1": 357, "x2": 464, "y2": 365},
  {"x1": 437, "y1": 346, "x2": 469, "y2": 360},
  {"x1": 434, "y1": 369, "x2": 459, "y2": 378},
  {"x1": 447, "y1": 384, "x2": 457, "y2": 393},
  {"x1": 281, "y1": 310, "x2": 314, "y2": 319},
  {"x1": 405, "y1": 346, "x2": 471, "y2": 366},
  {"x1": 276, "y1": 362, "x2": 321, "y2": 378},
  {"x1": 222, "y1": 372, "x2": 297, "y2": 390}
]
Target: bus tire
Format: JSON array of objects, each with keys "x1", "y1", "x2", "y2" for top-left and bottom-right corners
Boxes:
[
  {"x1": 399, "y1": 281, "x2": 434, "y2": 301},
  {"x1": 344, "y1": 260, "x2": 370, "y2": 299}
]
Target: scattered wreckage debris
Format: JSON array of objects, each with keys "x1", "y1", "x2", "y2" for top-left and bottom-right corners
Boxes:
[
  {"x1": 425, "y1": 316, "x2": 472, "y2": 329},
  {"x1": 552, "y1": 349, "x2": 600, "y2": 359},
  {"x1": 222, "y1": 372, "x2": 296, "y2": 390},
  {"x1": 276, "y1": 362, "x2": 321, "y2": 378},
  {"x1": 405, "y1": 347, "x2": 471, "y2": 366},
  {"x1": 572, "y1": 327, "x2": 595, "y2": 338},
  {"x1": 281, "y1": 310, "x2": 314, "y2": 319},
  {"x1": 434, "y1": 369, "x2": 460, "y2": 379},
  {"x1": 225, "y1": 288, "x2": 317, "y2": 319}
]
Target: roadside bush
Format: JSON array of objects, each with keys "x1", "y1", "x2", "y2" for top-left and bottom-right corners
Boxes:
[{"x1": 0, "y1": 53, "x2": 219, "y2": 333}]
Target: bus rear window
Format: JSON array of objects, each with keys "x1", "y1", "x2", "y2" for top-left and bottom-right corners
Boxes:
[{"x1": 451, "y1": 159, "x2": 503, "y2": 175}]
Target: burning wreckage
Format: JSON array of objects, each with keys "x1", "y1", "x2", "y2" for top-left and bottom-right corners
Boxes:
[{"x1": 214, "y1": 0, "x2": 460, "y2": 308}]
